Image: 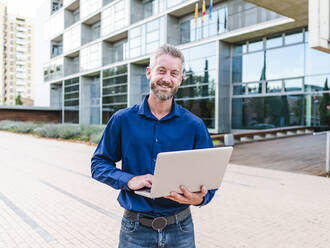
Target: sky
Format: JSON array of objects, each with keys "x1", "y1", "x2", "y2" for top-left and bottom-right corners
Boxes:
[{"x1": 5, "y1": 0, "x2": 45, "y2": 18}]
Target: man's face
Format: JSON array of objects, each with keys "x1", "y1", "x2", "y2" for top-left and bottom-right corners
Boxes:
[{"x1": 146, "y1": 54, "x2": 183, "y2": 101}]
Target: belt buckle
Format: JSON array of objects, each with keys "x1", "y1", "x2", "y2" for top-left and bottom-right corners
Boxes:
[{"x1": 151, "y1": 217, "x2": 167, "y2": 230}]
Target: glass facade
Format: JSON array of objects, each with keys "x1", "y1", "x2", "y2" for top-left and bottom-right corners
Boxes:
[
  {"x1": 232, "y1": 29, "x2": 330, "y2": 129},
  {"x1": 179, "y1": 0, "x2": 281, "y2": 45},
  {"x1": 177, "y1": 42, "x2": 216, "y2": 129},
  {"x1": 45, "y1": 10, "x2": 64, "y2": 40},
  {"x1": 102, "y1": 65, "x2": 128, "y2": 124},
  {"x1": 129, "y1": 17, "x2": 165, "y2": 58},
  {"x1": 64, "y1": 77, "x2": 79, "y2": 123},
  {"x1": 80, "y1": 43, "x2": 102, "y2": 71},
  {"x1": 46, "y1": 0, "x2": 329, "y2": 131},
  {"x1": 44, "y1": 57, "x2": 64, "y2": 82},
  {"x1": 101, "y1": 0, "x2": 129, "y2": 37},
  {"x1": 143, "y1": 0, "x2": 166, "y2": 19},
  {"x1": 80, "y1": 0, "x2": 102, "y2": 20},
  {"x1": 180, "y1": 7, "x2": 228, "y2": 44},
  {"x1": 63, "y1": 25, "x2": 81, "y2": 54},
  {"x1": 112, "y1": 40, "x2": 128, "y2": 63}
]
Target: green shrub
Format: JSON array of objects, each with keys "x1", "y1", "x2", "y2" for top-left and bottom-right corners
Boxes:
[
  {"x1": 58, "y1": 124, "x2": 81, "y2": 139},
  {"x1": 0, "y1": 120, "x2": 17, "y2": 131},
  {"x1": 1, "y1": 120, "x2": 106, "y2": 143},
  {"x1": 14, "y1": 122, "x2": 40, "y2": 133},
  {"x1": 33, "y1": 124, "x2": 61, "y2": 138},
  {"x1": 90, "y1": 132, "x2": 103, "y2": 144},
  {"x1": 80, "y1": 125, "x2": 105, "y2": 137}
]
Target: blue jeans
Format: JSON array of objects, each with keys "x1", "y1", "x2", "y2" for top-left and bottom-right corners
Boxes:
[{"x1": 118, "y1": 213, "x2": 196, "y2": 248}]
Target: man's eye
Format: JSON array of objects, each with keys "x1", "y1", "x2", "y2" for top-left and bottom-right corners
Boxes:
[
  {"x1": 159, "y1": 69, "x2": 165, "y2": 73},
  {"x1": 171, "y1": 72, "x2": 179, "y2": 77}
]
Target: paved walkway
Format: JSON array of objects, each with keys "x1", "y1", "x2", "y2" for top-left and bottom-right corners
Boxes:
[
  {"x1": 230, "y1": 133, "x2": 327, "y2": 176},
  {"x1": 0, "y1": 131, "x2": 329, "y2": 248}
]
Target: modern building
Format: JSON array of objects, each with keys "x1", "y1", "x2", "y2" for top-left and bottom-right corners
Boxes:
[
  {"x1": 43, "y1": 0, "x2": 330, "y2": 133},
  {"x1": 0, "y1": 3, "x2": 34, "y2": 106}
]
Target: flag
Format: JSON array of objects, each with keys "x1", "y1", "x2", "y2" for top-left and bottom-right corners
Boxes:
[
  {"x1": 202, "y1": 0, "x2": 206, "y2": 24},
  {"x1": 209, "y1": 0, "x2": 213, "y2": 20},
  {"x1": 195, "y1": 3, "x2": 198, "y2": 27}
]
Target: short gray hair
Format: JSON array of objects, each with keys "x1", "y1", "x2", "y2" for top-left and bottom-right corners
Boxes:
[{"x1": 149, "y1": 44, "x2": 185, "y2": 72}]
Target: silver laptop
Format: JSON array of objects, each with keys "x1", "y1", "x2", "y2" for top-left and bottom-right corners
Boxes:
[{"x1": 134, "y1": 147, "x2": 233, "y2": 198}]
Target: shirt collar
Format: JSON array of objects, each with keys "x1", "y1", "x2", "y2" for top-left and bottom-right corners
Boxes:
[{"x1": 138, "y1": 94, "x2": 181, "y2": 120}]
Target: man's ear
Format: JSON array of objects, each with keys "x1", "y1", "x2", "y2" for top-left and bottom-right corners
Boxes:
[{"x1": 146, "y1": 67, "x2": 151, "y2": 80}]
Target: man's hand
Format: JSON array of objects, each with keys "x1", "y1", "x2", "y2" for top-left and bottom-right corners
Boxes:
[
  {"x1": 164, "y1": 185, "x2": 207, "y2": 205},
  {"x1": 128, "y1": 174, "x2": 153, "y2": 190}
]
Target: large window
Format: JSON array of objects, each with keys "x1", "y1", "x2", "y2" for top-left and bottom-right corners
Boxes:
[
  {"x1": 102, "y1": 65, "x2": 128, "y2": 124},
  {"x1": 80, "y1": 43, "x2": 102, "y2": 71},
  {"x1": 101, "y1": 0, "x2": 128, "y2": 37},
  {"x1": 129, "y1": 17, "x2": 165, "y2": 58},
  {"x1": 64, "y1": 77, "x2": 79, "y2": 123},
  {"x1": 143, "y1": 0, "x2": 166, "y2": 18},
  {"x1": 177, "y1": 42, "x2": 216, "y2": 129},
  {"x1": 43, "y1": 57, "x2": 64, "y2": 82},
  {"x1": 63, "y1": 25, "x2": 81, "y2": 54},
  {"x1": 231, "y1": 28, "x2": 330, "y2": 129},
  {"x1": 180, "y1": 7, "x2": 228, "y2": 44}
]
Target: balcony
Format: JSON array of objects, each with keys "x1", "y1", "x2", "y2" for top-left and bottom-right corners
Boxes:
[
  {"x1": 51, "y1": 35, "x2": 63, "y2": 58},
  {"x1": 64, "y1": 0, "x2": 80, "y2": 29},
  {"x1": 81, "y1": 14, "x2": 100, "y2": 45},
  {"x1": 64, "y1": 51, "x2": 80, "y2": 76}
]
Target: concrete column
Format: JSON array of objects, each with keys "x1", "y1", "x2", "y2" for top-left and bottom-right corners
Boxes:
[
  {"x1": 128, "y1": 63, "x2": 148, "y2": 107},
  {"x1": 217, "y1": 41, "x2": 231, "y2": 133},
  {"x1": 80, "y1": 76, "x2": 100, "y2": 125}
]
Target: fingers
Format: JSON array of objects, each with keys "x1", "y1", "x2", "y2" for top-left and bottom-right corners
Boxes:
[
  {"x1": 200, "y1": 185, "x2": 207, "y2": 196},
  {"x1": 164, "y1": 191, "x2": 186, "y2": 204},
  {"x1": 128, "y1": 174, "x2": 153, "y2": 190},
  {"x1": 180, "y1": 185, "x2": 192, "y2": 198},
  {"x1": 164, "y1": 185, "x2": 208, "y2": 205}
]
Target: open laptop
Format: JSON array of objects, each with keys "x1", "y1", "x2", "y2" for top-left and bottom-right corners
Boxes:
[{"x1": 134, "y1": 147, "x2": 233, "y2": 198}]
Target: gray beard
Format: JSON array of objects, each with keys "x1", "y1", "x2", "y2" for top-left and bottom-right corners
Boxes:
[{"x1": 151, "y1": 82, "x2": 178, "y2": 101}]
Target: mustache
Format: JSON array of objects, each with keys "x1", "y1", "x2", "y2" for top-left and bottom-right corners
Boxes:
[{"x1": 156, "y1": 81, "x2": 173, "y2": 88}]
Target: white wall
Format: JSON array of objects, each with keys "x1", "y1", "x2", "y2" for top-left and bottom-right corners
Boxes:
[{"x1": 34, "y1": 0, "x2": 51, "y2": 106}]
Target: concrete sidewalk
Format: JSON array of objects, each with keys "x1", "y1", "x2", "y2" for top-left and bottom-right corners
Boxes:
[{"x1": 0, "y1": 131, "x2": 329, "y2": 248}]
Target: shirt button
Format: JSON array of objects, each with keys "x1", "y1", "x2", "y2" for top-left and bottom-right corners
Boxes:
[
  {"x1": 153, "y1": 159, "x2": 156, "y2": 162},
  {"x1": 155, "y1": 138, "x2": 158, "y2": 142}
]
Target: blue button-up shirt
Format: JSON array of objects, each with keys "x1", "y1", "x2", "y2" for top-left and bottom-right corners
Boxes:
[{"x1": 91, "y1": 95, "x2": 215, "y2": 216}]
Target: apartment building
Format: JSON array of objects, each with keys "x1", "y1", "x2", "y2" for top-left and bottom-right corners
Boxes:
[
  {"x1": 0, "y1": 3, "x2": 34, "y2": 106},
  {"x1": 43, "y1": 0, "x2": 330, "y2": 133}
]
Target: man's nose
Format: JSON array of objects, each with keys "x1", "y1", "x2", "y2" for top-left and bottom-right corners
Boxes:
[{"x1": 162, "y1": 71, "x2": 171, "y2": 83}]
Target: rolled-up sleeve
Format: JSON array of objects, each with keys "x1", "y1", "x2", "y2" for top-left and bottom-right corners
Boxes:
[{"x1": 91, "y1": 114, "x2": 134, "y2": 190}]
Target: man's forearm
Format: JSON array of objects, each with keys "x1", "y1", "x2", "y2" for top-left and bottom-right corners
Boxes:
[{"x1": 91, "y1": 157, "x2": 135, "y2": 190}]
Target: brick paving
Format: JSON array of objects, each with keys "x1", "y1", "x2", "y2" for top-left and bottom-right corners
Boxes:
[{"x1": 0, "y1": 130, "x2": 330, "y2": 248}]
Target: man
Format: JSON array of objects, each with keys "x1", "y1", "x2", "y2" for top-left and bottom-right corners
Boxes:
[{"x1": 91, "y1": 44, "x2": 216, "y2": 248}]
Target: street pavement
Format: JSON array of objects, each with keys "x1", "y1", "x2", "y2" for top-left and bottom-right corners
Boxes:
[{"x1": 0, "y1": 131, "x2": 329, "y2": 248}]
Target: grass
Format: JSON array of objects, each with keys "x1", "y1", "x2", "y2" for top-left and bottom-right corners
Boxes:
[{"x1": 0, "y1": 120, "x2": 105, "y2": 144}]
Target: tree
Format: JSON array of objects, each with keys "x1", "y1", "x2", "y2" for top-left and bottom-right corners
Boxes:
[{"x1": 15, "y1": 94, "x2": 23, "y2": 105}]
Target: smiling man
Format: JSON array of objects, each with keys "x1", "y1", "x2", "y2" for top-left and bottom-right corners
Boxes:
[{"x1": 91, "y1": 44, "x2": 215, "y2": 248}]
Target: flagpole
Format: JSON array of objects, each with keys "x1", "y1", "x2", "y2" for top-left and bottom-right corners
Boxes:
[
  {"x1": 195, "y1": 3, "x2": 198, "y2": 41},
  {"x1": 202, "y1": 0, "x2": 205, "y2": 39}
]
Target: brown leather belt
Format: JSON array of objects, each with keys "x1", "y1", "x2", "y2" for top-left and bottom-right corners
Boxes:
[{"x1": 123, "y1": 207, "x2": 191, "y2": 230}]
